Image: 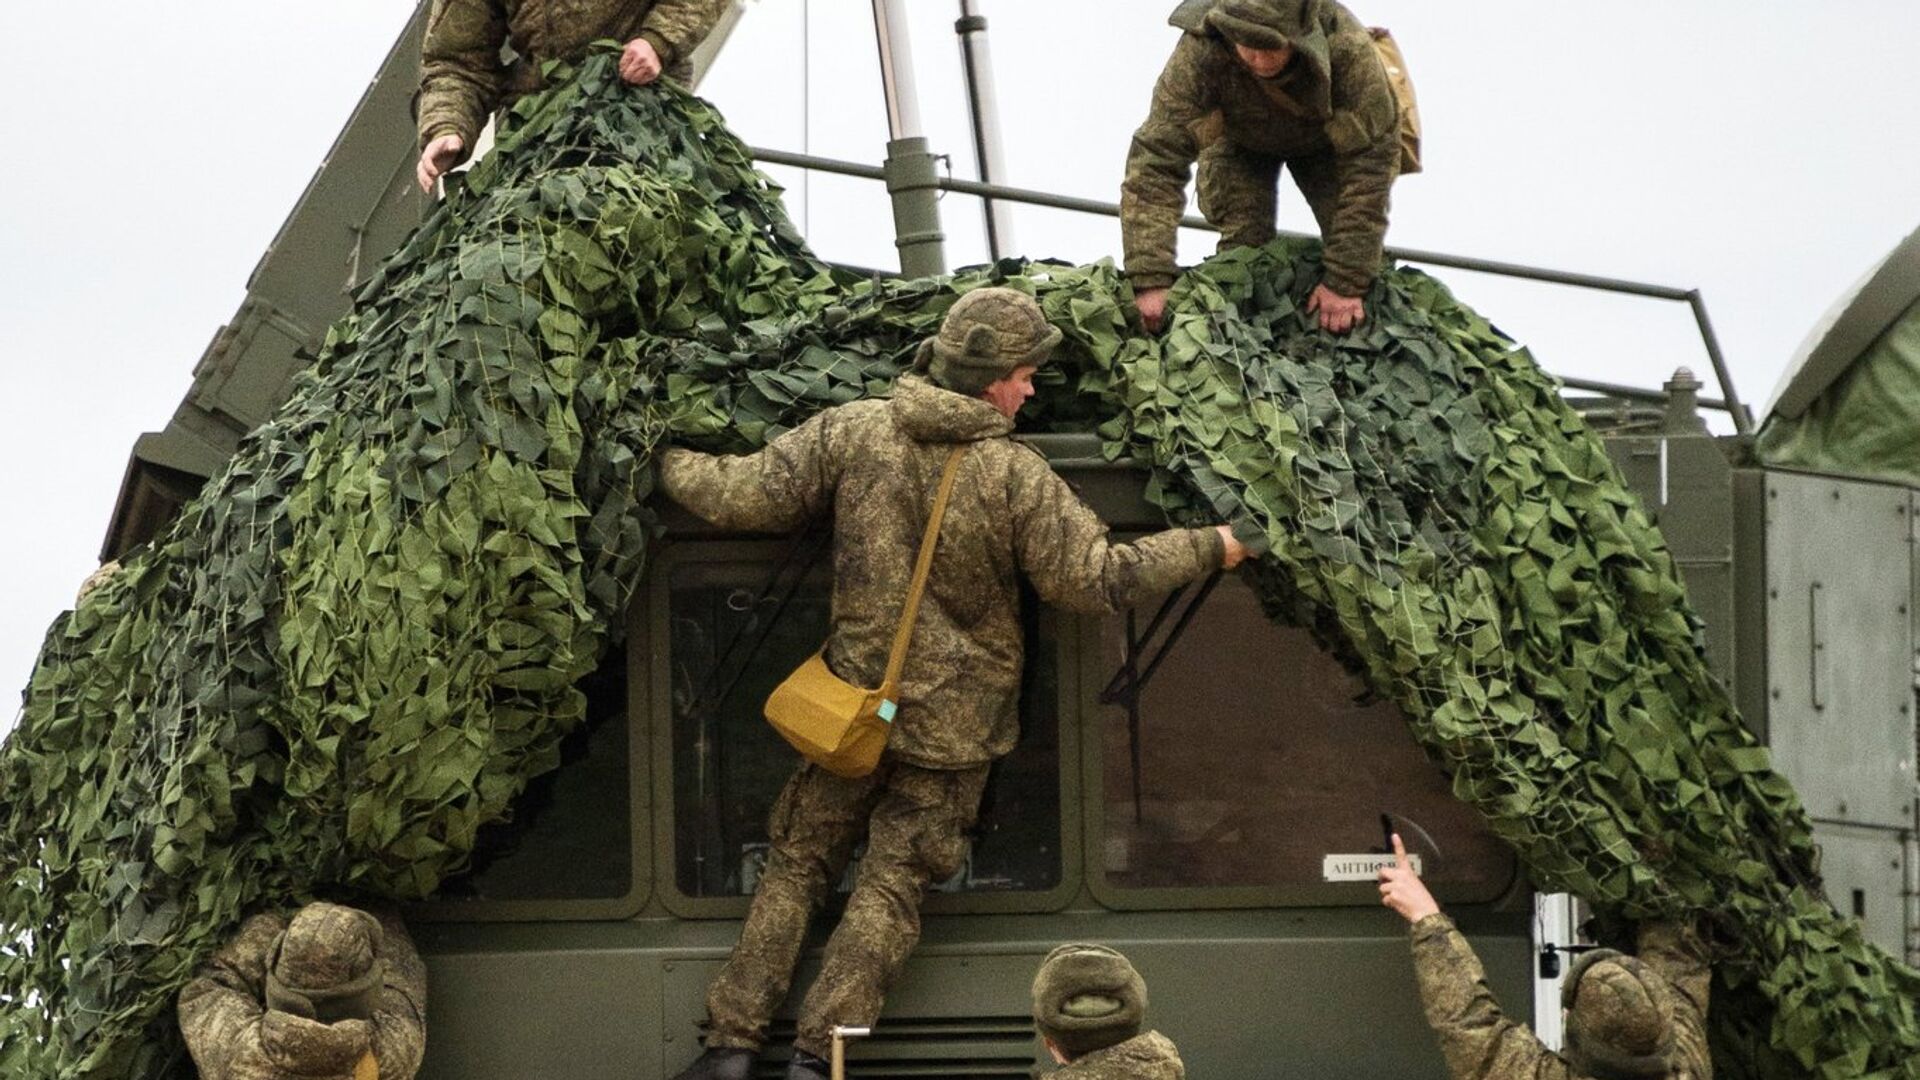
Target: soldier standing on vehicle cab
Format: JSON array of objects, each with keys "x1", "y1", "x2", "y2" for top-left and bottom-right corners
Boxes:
[
  {"x1": 1378, "y1": 835, "x2": 1715, "y2": 1080},
  {"x1": 660, "y1": 288, "x2": 1250, "y2": 1080},
  {"x1": 1122, "y1": 0, "x2": 1404, "y2": 335},
  {"x1": 414, "y1": 0, "x2": 732, "y2": 193},
  {"x1": 1032, "y1": 944, "x2": 1186, "y2": 1079}
]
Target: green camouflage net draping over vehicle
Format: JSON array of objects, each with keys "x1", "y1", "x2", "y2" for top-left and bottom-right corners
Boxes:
[{"x1": 3, "y1": 52, "x2": 1917, "y2": 1080}]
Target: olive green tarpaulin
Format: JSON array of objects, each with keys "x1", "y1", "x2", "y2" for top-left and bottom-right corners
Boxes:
[
  {"x1": 3, "y1": 53, "x2": 1917, "y2": 1079},
  {"x1": 1758, "y1": 293, "x2": 1920, "y2": 487}
]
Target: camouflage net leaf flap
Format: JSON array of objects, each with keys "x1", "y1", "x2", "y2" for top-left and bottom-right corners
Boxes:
[{"x1": 2, "y1": 53, "x2": 1917, "y2": 1080}]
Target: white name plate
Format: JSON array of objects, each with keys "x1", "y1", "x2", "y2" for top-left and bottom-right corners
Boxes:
[{"x1": 1322, "y1": 853, "x2": 1422, "y2": 882}]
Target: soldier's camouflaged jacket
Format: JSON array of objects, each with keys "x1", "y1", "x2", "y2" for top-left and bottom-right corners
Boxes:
[
  {"x1": 418, "y1": 0, "x2": 730, "y2": 149},
  {"x1": 660, "y1": 376, "x2": 1224, "y2": 769},
  {"x1": 1121, "y1": 0, "x2": 1398, "y2": 297},
  {"x1": 1048, "y1": 1032, "x2": 1186, "y2": 1080},
  {"x1": 1408, "y1": 915, "x2": 1713, "y2": 1080},
  {"x1": 177, "y1": 909, "x2": 428, "y2": 1080}
]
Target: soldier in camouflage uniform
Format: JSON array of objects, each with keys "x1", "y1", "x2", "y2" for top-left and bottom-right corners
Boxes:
[
  {"x1": 662, "y1": 288, "x2": 1248, "y2": 1080},
  {"x1": 414, "y1": 0, "x2": 731, "y2": 192},
  {"x1": 1032, "y1": 944, "x2": 1186, "y2": 1080},
  {"x1": 1379, "y1": 835, "x2": 1713, "y2": 1079},
  {"x1": 178, "y1": 902, "x2": 429, "y2": 1080},
  {"x1": 1122, "y1": 0, "x2": 1400, "y2": 335}
]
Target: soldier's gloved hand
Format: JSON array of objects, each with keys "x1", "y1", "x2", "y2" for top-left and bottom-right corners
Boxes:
[
  {"x1": 1377, "y1": 833, "x2": 1440, "y2": 924},
  {"x1": 416, "y1": 134, "x2": 466, "y2": 194},
  {"x1": 1134, "y1": 286, "x2": 1171, "y2": 333},
  {"x1": 1307, "y1": 283, "x2": 1366, "y2": 334},
  {"x1": 1216, "y1": 526, "x2": 1251, "y2": 569},
  {"x1": 621, "y1": 37, "x2": 665, "y2": 85}
]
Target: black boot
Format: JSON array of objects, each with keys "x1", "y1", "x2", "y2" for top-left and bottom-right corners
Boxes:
[
  {"x1": 785, "y1": 1049, "x2": 831, "y2": 1080},
  {"x1": 670, "y1": 1047, "x2": 756, "y2": 1080}
]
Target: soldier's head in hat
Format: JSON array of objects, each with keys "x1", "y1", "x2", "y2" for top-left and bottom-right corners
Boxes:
[
  {"x1": 1561, "y1": 949, "x2": 1679, "y2": 1077},
  {"x1": 1031, "y1": 943, "x2": 1148, "y2": 1063},
  {"x1": 1207, "y1": 0, "x2": 1309, "y2": 78},
  {"x1": 265, "y1": 902, "x2": 388, "y2": 1025},
  {"x1": 919, "y1": 286, "x2": 1062, "y2": 418}
]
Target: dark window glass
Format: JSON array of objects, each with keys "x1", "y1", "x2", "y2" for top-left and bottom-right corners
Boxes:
[
  {"x1": 434, "y1": 659, "x2": 632, "y2": 901},
  {"x1": 1100, "y1": 576, "x2": 1515, "y2": 895},
  {"x1": 669, "y1": 557, "x2": 1061, "y2": 898}
]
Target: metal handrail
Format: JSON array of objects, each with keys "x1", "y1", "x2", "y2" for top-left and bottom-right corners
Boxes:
[
  {"x1": 750, "y1": 145, "x2": 1754, "y2": 434},
  {"x1": 1559, "y1": 375, "x2": 1734, "y2": 412}
]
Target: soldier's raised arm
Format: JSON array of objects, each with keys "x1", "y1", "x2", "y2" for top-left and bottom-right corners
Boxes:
[
  {"x1": 1310, "y1": 26, "x2": 1399, "y2": 303},
  {"x1": 1380, "y1": 834, "x2": 1575, "y2": 1079},
  {"x1": 658, "y1": 410, "x2": 847, "y2": 534},
  {"x1": 1121, "y1": 34, "x2": 1214, "y2": 332},
  {"x1": 367, "y1": 908, "x2": 430, "y2": 1080},
  {"x1": 1407, "y1": 913, "x2": 1579, "y2": 1080},
  {"x1": 177, "y1": 913, "x2": 287, "y2": 1079},
  {"x1": 416, "y1": 0, "x2": 509, "y2": 192},
  {"x1": 627, "y1": 0, "x2": 733, "y2": 84},
  {"x1": 1008, "y1": 453, "x2": 1239, "y2": 615}
]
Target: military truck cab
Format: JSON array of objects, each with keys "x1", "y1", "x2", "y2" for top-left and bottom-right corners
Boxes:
[{"x1": 404, "y1": 432, "x2": 1530, "y2": 1078}]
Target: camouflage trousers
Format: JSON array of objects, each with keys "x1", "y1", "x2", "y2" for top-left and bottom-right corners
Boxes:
[
  {"x1": 1196, "y1": 141, "x2": 1344, "y2": 256},
  {"x1": 705, "y1": 756, "x2": 991, "y2": 1058}
]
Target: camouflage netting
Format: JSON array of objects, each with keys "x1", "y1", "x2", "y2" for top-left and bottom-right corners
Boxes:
[{"x1": 3, "y1": 53, "x2": 1917, "y2": 1079}]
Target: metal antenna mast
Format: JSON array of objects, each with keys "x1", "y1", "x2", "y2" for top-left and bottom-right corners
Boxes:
[
  {"x1": 871, "y1": 0, "x2": 947, "y2": 277},
  {"x1": 956, "y1": 0, "x2": 1015, "y2": 260}
]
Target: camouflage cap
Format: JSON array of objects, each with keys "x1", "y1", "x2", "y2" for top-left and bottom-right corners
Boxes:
[
  {"x1": 1206, "y1": 0, "x2": 1296, "y2": 51},
  {"x1": 1031, "y1": 943, "x2": 1147, "y2": 1059},
  {"x1": 924, "y1": 286, "x2": 1061, "y2": 396},
  {"x1": 1561, "y1": 949, "x2": 1677, "y2": 1078},
  {"x1": 265, "y1": 902, "x2": 387, "y2": 1024}
]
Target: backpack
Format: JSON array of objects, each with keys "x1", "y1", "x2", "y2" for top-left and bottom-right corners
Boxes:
[{"x1": 1368, "y1": 27, "x2": 1423, "y2": 175}]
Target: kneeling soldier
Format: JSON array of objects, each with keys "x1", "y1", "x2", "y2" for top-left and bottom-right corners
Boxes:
[
  {"x1": 1033, "y1": 944, "x2": 1185, "y2": 1079},
  {"x1": 1123, "y1": 0, "x2": 1403, "y2": 334},
  {"x1": 178, "y1": 902, "x2": 428, "y2": 1080},
  {"x1": 664, "y1": 288, "x2": 1249, "y2": 1080}
]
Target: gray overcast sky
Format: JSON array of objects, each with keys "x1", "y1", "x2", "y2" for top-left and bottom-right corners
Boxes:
[{"x1": 5, "y1": 1, "x2": 1920, "y2": 726}]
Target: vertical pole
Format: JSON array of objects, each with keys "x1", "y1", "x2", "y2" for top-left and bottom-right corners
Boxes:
[
  {"x1": 956, "y1": 0, "x2": 1016, "y2": 260},
  {"x1": 685, "y1": 0, "x2": 747, "y2": 89},
  {"x1": 1532, "y1": 892, "x2": 1577, "y2": 1050},
  {"x1": 1907, "y1": 806, "x2": 1920, "y2": 967},
  {"x1": 871, "y1": 0, "x2": 947, "y2": 277},
  {"x1": 1662, "y1": 367, "x2": 1708, "y2": 435},
  {"x1": 1686, "y1": 290, "x2": 1752, "y2": 435},
  {"x1": 872, "y1": 0, "x2": 922, "y2": 141}
]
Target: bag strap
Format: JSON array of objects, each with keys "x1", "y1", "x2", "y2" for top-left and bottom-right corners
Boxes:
[{"x1": 878, "y1": 445, "x2": 968, "y2": 699}]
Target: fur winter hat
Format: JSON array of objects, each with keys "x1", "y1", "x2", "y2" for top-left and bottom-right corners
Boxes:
[
  {"x1": 265, "y1": 903, "x2": 386, "y2": 1024},
  {"x1": 920, "y1": 286, "x2": 1060, "y2": 396},
  {"x1": 1031, "y1": 943, "x2": 1148, "y2": 1059},
  {"x1": 1561, "y1": 949, "x2": 1677, "y2": 1079},
  {"x1": 1207, "y1": 0, "x2": 1301, "y2": 51}
]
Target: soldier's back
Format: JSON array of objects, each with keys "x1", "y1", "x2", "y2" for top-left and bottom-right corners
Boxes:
[{"x1": 1051, "y1": 1031, "x2": 1186, "y2": 1080}]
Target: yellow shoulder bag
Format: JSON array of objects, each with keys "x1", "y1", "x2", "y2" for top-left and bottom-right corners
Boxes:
[{"x1": 763, "y1": 445, "x2": 967, "y2": 778}]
